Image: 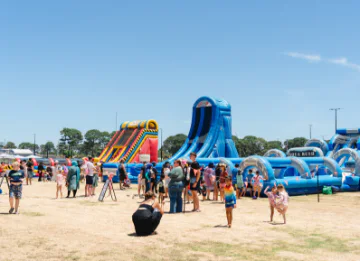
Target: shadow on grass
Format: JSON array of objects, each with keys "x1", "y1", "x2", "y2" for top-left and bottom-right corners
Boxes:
[
  {"x1": 214, "y1": 225, "x2": 228, "y2": 228},
  {"x1": 128, "y1": 232, "x2": 158, "y2": 237}
]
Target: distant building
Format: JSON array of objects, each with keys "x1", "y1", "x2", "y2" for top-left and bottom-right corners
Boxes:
[{"x1": 0, "y1": 149, "x2": 34, "y2": 157}]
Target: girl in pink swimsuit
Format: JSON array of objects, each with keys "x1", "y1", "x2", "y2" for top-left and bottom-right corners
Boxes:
[
  {"x1": 56, "y1": 172, "x2": 64, "y2": 199},
  {"x1": 264, "y1": 185, "x2": 277, "y2": 222},
  {"x1": 275, "y1": 184, "x2": 289, "y2": 224},
  {"x1": 251, "y1": 171, "x2": 265, "y2": 199}
]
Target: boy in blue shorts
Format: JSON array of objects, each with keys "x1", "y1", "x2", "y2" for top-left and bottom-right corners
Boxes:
[{"x1": 8, "y1": 161, "x2": 25, "y2": 214}]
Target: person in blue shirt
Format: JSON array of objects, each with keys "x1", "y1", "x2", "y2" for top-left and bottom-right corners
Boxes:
[
  {"x1": 245, "y1": 169, "x2": 255, "y2": 198},
  {"x1": 8, "y1": 161, "x2": 25, "y2": 214}
]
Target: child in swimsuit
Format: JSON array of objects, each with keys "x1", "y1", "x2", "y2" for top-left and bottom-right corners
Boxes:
[
  {"x1": 251, "y1": 170, "x2": 264, "y2": 199},
  {"x1": 224, "y1": 177, "x2": 237, "y2": 228},
  {"x1": 264, "y1": 185, "x2": 277, "y2": 222},
  {"x1": 275, "y1": 184, "x2": 289, "y2": 224},
  {"x1": 56, "y1": 172, "x2": 64, "y2": 199},
  {"x1": 158, "y1": 174, "x2": 165, "y2": 207}
]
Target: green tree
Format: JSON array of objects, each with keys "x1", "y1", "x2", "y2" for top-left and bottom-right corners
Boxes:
[
  {"x1": 234, "y1": 136, "x2": 268, "y2": 157},
  {"x1": 40, "y1": 142, "x2": 56, "y2": 157},
  {"x1": 19, "y1": 142, "x2": 39, "y2": 153},
  {"x1": 162, "y1": 134, "x2": 187, "y2": 156},
  {"x1": 99, "y1": 131, "x2": 112, "y2": 150},
  {"x1": 284, "y1": 137, "x2": 308, "y2": 150},
  {"x1": 59, "y1": 128, "x2": 83, "y2": 157},
  {"x1": 266, "y1": 140, "x2": 283, "y2": 151},
  {"x1": 82, "y1": 129, "x2": 103, "y2": 156},
  {"x1": 5, "y1": 141, "x2": 17, "y2": 149}
]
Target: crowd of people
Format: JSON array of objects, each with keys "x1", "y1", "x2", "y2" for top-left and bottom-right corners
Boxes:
[
  {"x1": 0, "y1": 157, "x2": 104, "y2": 214},
  {"x1": 1, "y1": 152, "x2": 290, "y2": 236},
  {"x1": 131, "y1": 152, "x2": 290, "y2": 235}
]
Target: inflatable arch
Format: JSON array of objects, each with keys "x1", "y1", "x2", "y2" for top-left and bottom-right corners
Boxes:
[
  {"x1": 345, "y1": 137, "x2": 359, "y2": 149},
  {"x1": 263, "y1": 149, "x2": 286, "y2": 158},
  {"x1": 288, "y1": 157, "x2": 311, "y2": 179},
  {"x1": 332, "y1": 148, "x2": 360, "y2": 176},
  {"x1": 239, "y1": 156, "x2": 275, "y2": 181},
  {"x1": 329, "y1": 134, "x2": 349, "y2": 151},
  {"x1": 305, "y1": 139, "x2": 329, "y2": 155}
]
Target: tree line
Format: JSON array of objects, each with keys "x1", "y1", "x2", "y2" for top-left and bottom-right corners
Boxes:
[
  {"x1": 161, "y1": 134, "x2": 309, "y2": 158},
  {"x1": 1, "y1": 128, "x2": 116, "y2": 158},
  {"x1": 2, "y1": 130, "x2": 309, "y2": 159}
]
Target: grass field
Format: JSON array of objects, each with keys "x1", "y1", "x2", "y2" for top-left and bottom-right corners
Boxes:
[{"x1": 0, "y1": 181, "x2": 359, "y2": 261}]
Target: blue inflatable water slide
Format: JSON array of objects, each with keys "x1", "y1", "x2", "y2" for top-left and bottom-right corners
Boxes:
[{"x1": 102, "y1": 96, "x2": 360, "y2": 195}]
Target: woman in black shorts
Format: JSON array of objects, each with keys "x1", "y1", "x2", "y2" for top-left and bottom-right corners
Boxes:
[
  {"x1": 132, "y1": 191, "x2": 164, "y2": 236},
  {"x1": 214, "y1": 164, "x2": 221, "y2": 201},
  {"x1": 189, "y1": 161, "x2": 201, "y2": 212}
]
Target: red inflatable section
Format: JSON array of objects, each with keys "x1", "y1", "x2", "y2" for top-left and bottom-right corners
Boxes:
[
  {"x1": 149, "y1": 138, "x2": 158, "y2": 163},
  {"x1": 132, "y1": 139, "x2": 150, "y2": 163},
  {"x1": 130, "y1": 138, "x2": 158, "y2": 163}
]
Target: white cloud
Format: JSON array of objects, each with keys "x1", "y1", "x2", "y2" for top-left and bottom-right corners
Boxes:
[
  {"x1": 284, "y1": 52, "x2": 321, "y2": 62},
  {"x1": 328, "y1": 57, "x2": 360, "y2": 72},
  {"x1": 284, "y1": 51, "x2": 360, "y2": 73}
]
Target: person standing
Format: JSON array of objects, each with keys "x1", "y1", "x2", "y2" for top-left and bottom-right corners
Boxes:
[
  {"x1": 8, "y1": 161, "x2": 25, "y2": 214},
  {"x1": 224, "y1": 177, "x2": 237, "y2": 228},
  {"x1": 38, "y1": 162, "x2": 45, "y2": 182},
  {"x1": 204, "y1": 163, "x2": 215, "y2": 200},
  {"x1": 245, "y1": 169, "x2": 255, "y2": 198},
  {"x1": 162, "y1": 162, "x2": 171, "y2": 198},
  {"x1": 118, "y1": 160, "x2": 126, "y2": 190},
  {"x1": 150, "y1": 162, "x2": 158, "y2": 193},
  {"x1": 168, "y1": 159, "x2": 185, "y2": 213},
  {"x1": 84, "y1": 157, "x2": 95, "y2": 197},
  {"x1": 26, "y1": 158, "x2": 33, "y2": 185},
  {"x1": 92, "y1": 163, "x2": 100, "y2": 196},
  {"x1": 20, "y1": 160, "x2": 28, "y2": 182},
  {"x1": 219, "y1": 163, "x2": 228, "y2": 202},
  {"x1": 66, "y1": 161, "x2": 80, "y2": 198},
  {"x1": 139, "y1": 162, "x2": 147, "y2": 196},
  {"x1": 189, "y1": 152, "x2": 201, "y2": 212}
]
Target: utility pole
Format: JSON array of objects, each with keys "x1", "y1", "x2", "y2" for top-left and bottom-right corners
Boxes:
[
  {"x1": 160, "y1": 128, "x2": 163, "y2": 161},
  {"x1": 33, "y1": 134, "x2": 36, "y2": 155},
  {"x1": 116, "y1": 112, "x2": 118, "y2": 131},
  {"x1": 309, "y1": 124, "x2": 312, "y2": 139},
  {"x1": 330, "y1": 108, "x2": 343, "y2": 134}
]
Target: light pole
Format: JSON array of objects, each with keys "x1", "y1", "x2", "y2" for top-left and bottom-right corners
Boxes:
[
  {"x1": 160, "y1": 128, "x2": 163, "y2": 161},
  {"x1": 33, "y1": 134, "x2": 36, "y2": 155},
  {"x1": 309, "y1": 124, "x2": 312, "y2": 139},
  {"x1": 116, "y1": 112, "x2": 118, "y2": 131},
  {"x1": 330, "y1": 108, "x2": 343, "y2": 134}
]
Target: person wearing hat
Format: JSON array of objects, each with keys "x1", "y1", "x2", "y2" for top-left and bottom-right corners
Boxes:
[{"x1": 219, "y1": 163, "x2": 228, "y2": 203}]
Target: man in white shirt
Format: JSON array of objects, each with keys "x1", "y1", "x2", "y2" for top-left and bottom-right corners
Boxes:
[{"x1": 86, "y1": 157, "x2": 95, "y2": 197}]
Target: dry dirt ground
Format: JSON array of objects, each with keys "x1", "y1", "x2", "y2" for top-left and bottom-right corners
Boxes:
[{"x1": 0, "y1": 181, "x2": 359, "y2": 261}]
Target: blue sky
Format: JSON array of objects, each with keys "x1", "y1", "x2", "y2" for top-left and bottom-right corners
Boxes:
[{"x1": 1, "y1": 1, "x2": 360, "y2": 147}]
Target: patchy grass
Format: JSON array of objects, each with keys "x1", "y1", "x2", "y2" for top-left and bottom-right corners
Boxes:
[{"x1": 22, "y1": 211, "x2": 44, "y2": 217}]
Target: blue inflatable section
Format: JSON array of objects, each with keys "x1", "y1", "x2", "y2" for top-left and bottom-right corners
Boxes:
[
  {"x1": 102, "y1": 96, "x2": 360, "y2": 195},
  {"x1": 168, "y1": 96, "x2": 239, "y2": 161}
]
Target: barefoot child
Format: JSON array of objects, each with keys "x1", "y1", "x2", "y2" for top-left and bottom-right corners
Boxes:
[
  {"x1": 235, "y1": 164, "x2": 245, "y2": 199},
  {"x1": 264, "y1": 185, "x2": 277, "y2": 222},
  {"x1": 251, "y1": 170, "x2": 265, "y2": 199},
  {"x1": 56, "y1": 170, "x2": 64, "y2": 199},
  {"x1": 158, "y1": 174, "x2": 165, "y2": 207},
  {"x1": 275, "y1": 184, "x2": 289, "y2": 224},
  {"x1": 224, "y1": 177, "x2": 236, "y2": 228}
]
